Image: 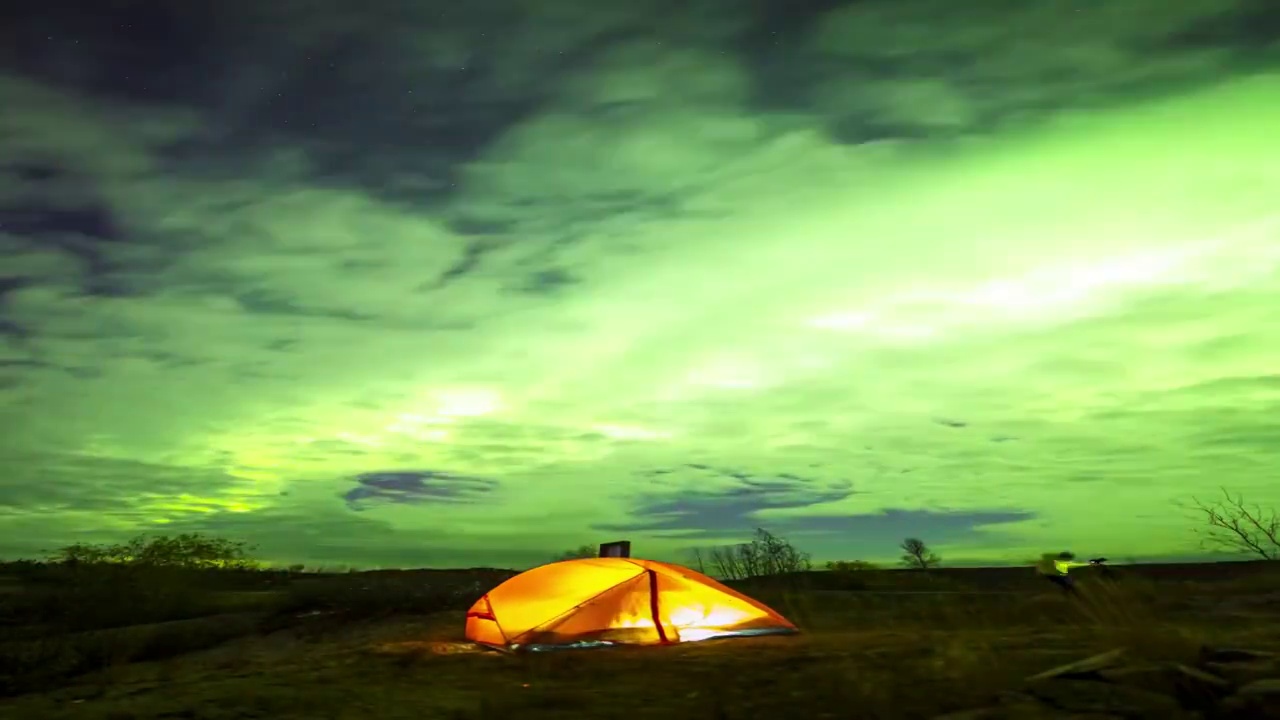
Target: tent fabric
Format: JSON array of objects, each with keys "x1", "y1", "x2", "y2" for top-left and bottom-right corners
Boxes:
[{"x1": 464, "y1": 557, "x2": 797, "y2": 650}]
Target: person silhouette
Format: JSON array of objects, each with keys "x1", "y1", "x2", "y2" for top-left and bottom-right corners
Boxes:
[{"x1": 1035, "y1": 551, "x2": 1092, "y2": 595}]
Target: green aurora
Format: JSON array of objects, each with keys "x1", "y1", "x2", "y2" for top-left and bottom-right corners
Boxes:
[{"x1": 0, "y1": 1, "x2": 1278, "y2": 569}]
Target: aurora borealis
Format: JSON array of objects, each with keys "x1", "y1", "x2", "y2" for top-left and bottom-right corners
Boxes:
[{"x1": 1, "y1": 1, "x2": 1278, "y2": 569}]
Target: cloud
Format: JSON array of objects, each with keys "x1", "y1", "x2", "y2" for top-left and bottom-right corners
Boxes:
[
  {"x1": 1, "y1": 3, "x2": 1279, "y2": 569},
  {"x1": 0, "y1": 453, "x2": 250, "y2": 513},
  {"x1": 132, "y1": 505, "x2": 551, "y2": 570},
  {"x1": 342, "y1": 470, "x2": 499, "y2": 510},
  {"x1": 597, "y1": 466, "x2": 856, "y2": 537},
  {"x1": 780, "y1": 508, "x2": 1036, "y2": 546},
  {"x1": 597, "y1": 465, "x2": 1032, "y2": 558},
  {"x1": 803, "y1": 0, "x2": 1242, "y2": 139}
]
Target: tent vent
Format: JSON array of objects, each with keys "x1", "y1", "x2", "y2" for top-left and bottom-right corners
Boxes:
[{"x1": 598, "y1": 540, "x2": 631, "y2": 558}]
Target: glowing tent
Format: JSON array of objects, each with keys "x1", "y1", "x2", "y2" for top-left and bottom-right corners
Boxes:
[{"x1": 464, "y1": 557, "x2": 798, "y2": 651}]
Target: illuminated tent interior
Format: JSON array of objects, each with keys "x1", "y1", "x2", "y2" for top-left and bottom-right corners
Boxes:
[{"x1": 464, "y1": 558, "x2": 798, "y2": 651}]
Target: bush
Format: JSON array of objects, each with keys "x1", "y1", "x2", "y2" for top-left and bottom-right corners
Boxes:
[
  {"x1": 49, "y1": 533, "x2": 259, "y2": 570},
  {"x1": 275, "y1": 571, "x2": 488, "y2": 621},
  {"x1": 0, "y1": 533, "x2": 270, "y2": 632},
  {"x1": 0, "y1": 613, "x2": 263, "y2": 697},
  {"x1": 826, "y1": 560, "x2": 881, "y2": 572},
  {"x1": 17, "y1": 563, "x2": 227, "y2": 632},
  {"x1": 824, "y1": 560, "x2": 881, "y2": 591}
]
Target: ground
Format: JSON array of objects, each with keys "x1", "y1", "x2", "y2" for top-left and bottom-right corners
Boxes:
[{"x1": 1, "y1": 563, "x2": 1278, "y2": 719}]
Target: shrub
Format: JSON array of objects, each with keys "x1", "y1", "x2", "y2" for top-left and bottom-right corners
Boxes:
[
  {"x1": 48, "y1": 533, "x2": 259, "y2": 570},
  {"x1": 275, "y1": 571, "x2": 485, "y2": 621},
  {"x1": 823, "y1": 560, "x2": 881, "y2": 591},
  {"x1": 19, "y1": 563, "x2": 225, "y2": 631},
  {"x1": 0, "y1": 614, "x2": 262, "y2": 697},
  {"x1": 825, "y1": 560, "x2": 881, "y2": 572}
]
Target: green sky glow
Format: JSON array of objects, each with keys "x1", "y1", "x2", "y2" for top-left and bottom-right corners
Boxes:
[{"x1": 1, "y1": 2, "x2": 1278, "y2": 569}]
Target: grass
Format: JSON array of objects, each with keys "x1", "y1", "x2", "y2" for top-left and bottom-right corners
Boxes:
[{"x1": 0, "y1": 562, "x2": 1277, "y2": 719}]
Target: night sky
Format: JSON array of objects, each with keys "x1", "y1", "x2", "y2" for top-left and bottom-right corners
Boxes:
[{"x1": 1, "y1": 1, "x2": 1278, "y2": 569}]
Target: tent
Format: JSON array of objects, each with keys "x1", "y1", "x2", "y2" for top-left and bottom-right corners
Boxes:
[{"x1": 464, "y1": 557, "x2": 798, "y2": 651}]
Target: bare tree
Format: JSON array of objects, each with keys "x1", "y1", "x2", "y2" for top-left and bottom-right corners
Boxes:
[
  {"x1": 701, "y1": 528, "x2": 811, "y2": 580},
  {"x1": 688, "y1": 547, "x2": 707, "y2": 575},
  {"x1": 706, "y1": 544, "x2": 745, "y2": 580},
  {"x1": 1190, "y1": 488, "x2": 1278, "y2": 560},
  {"x1": 754, "y1": 527, "x2": 812, "y2": 576},
  {"x1": 899, "y1": 537, "x2": 940, "y2": 569}
]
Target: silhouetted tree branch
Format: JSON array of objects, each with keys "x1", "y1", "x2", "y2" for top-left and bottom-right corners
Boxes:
[
  {"x1": 703, "y1": 528, "x2": 811, "y2": 580},
  {"x1": 1190, "y1": 488, "x2": 1279, "y2": 560},
  {"x1": 688, "y1": 547, "x2": 708, "y2": 575}
]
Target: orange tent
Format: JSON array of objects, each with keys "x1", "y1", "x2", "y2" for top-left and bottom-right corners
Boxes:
[{"x1": 464, "y1": 557, "x2": 797, "y2": 651}]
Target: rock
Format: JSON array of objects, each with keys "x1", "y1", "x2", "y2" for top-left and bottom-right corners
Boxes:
[
  {"x1": 1026, "y1": 648, "x2": 1129, "y2": 682},
  {"x1": 1097, "y1": 663, "x2": 1232, "y2": 711},
  {"x1": 995, "y1": 691, "x2": 1042, "y2": 706},
  {"x1": 1198, "y1": 646, "x2": 1277, "y2": 664},
  {"x1": 941, "y1": 647, "x2": 1279, "y2": 720},
  {"x1": 1238, "y1": 678, "x2": 1280, "y2": 697},
  {"x1": 931, "y1": 700, "x2": 1120, "y2": 719},
  {"x1": 1024, "y1": 677, "x2": 1186, "y2": 717},
  {"x1": 930, "y1": 706, "x2": 1009, "y2": 719},
  {"x1": 930, "y1": 708, "x2": 992, "y2": 719},
  {"x1": 1219, "y1": 680, "x2": 1280, "y2": 720},
  {"x1": 1197, "y1": 646, "x2": 1280, "y2": 686},
  {"x1": 1204, "y1": 658, "x2": 1280, "y2": 685},
  {"x1": 931, "y1": 690, "x2": 1135, "y2": 718}
]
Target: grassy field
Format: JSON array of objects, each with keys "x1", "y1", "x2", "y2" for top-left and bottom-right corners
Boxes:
[{"x1": 1, "y1": 561, "x2": 1278, "y2": 719}]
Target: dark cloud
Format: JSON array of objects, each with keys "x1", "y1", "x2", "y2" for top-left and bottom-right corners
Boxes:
[
  {"x1": 511, "y1": 267, "x2": 579, "y2": 296},
  {"x1": 231, "y1": 288, "x2": 372, "y2": 321},
  {"x1": 431, "y1": 241, "x2": 495, "y2": 288},
  {"x1": 104, "y1": 506, "x2": 552, "y2": 570},
  {"x1": 1184, "y1": 424, "x2": 1280, "y2": 451},
  {"x1": 0, "y1": 278, "x2": 30, "y2": 335},
  {"x1": 0, "y1": 453, "x2": 246, "y2": 512},
  {"x1": 3, "y1": 0, "x2": 1268, "y2": 214},
  {"x1": 598, "y1": 466, "x2": 855, "y2": 536},
  {"x1": 1, "y1": 203, "x2": 119, "y2": 244},
  {"x1": 1154, "y1": 374, "x2": 1280, "y2": 404},
  {"x1": 780, "y1": 507, "x2": 1035, "y2": 542},
  {"x1": 799, "y1": 0, "x2": 1249, "y2": 142},
  {"x1": 603, "y1": 465, "x2": 1031, "y2": 552},
  {"x1": 0, "y1": 156, "x2": 150, "y2": 300},
  {"x1": 342, "y1": 470, "x2": 499, "y2": 510}
]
